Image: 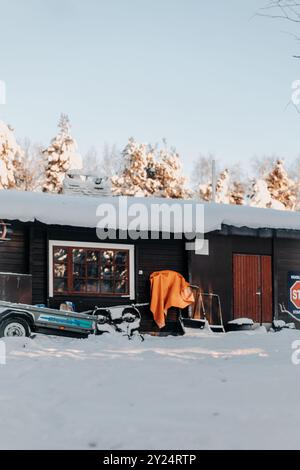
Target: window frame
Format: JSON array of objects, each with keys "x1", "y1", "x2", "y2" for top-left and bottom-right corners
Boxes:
[{"x1": 49, "y1": 240, "x2": 135, "y2": 299}]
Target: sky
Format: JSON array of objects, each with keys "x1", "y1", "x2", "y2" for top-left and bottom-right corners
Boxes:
[{"x1": 1, "y1": 0, "x2": 300, "y2": 177}]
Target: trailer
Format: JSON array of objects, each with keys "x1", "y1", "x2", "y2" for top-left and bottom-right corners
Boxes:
[{"x1": 0, "y1": 300, "x2": 145, "y2": 339}]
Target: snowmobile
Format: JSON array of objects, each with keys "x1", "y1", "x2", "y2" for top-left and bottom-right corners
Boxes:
[{"x1": 93, "y1": 304, "x2": 145, "y2": 340}]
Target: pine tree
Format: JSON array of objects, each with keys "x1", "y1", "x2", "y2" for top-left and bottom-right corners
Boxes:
[
  {"x1": 198, "y1": 169, "x2": 234, "y2": 203},
  {"x1": 265, "y1": 159, "x2": 296, "y2": 210},
  {"x1": 229, "y1": 181, "x2": 245, "y2": 205},
  {"x1": 42, "y1": 114, "x2": 82, "y2": 193},
  {"x1": 248, "y1": 178, "x2": 285, "y2": 210},
  {"x1": 156, "y1": 147, "x2": 191, "y2": 198},
  {"x1": 215, "y1": 169, "x2": 230, "y2": 203},
  {"x1": 111, "y1": 138, "x2": 152, "y2": 196},
  {"x1": 0, "y1": 121, "x2": 24, "y2": 190},
  {"x1": 111, "y1": 138, "x2": 190, "y2": 198},
  {"x1": 198, "y1": 182, "x2": 212, "y2": 201}
]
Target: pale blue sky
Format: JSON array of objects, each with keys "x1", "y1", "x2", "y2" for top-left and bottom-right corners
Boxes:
[{"x1": 1, "y1": 0, "x2": 300, "y2": 174}]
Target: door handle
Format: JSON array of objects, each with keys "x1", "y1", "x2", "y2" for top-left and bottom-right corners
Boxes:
[{"x1": 256, "y1": 291, "x2": 261, "y2": 295}]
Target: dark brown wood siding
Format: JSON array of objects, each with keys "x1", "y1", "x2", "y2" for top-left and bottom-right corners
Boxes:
[
  {"x1": 28, "y1": 224, "x2": 186, "y2": 333},
  {"x1": 0, "y1": 223, "x2": 28, "y2": 274},
  {"x1": 25, "y1": 226, "x2": 300, "y2": 328},
  {"x1": 136, "y1": 239, "x2": 186, "y2": 333},
  {"x1": 136, "y1": 239, "x2": 187, "y2": 302},
  {"x1": 189, "y1": 233, "x2": 273, "y2": 324},
  {"x1": 29, "y1": 225, "x2": 48, "y2": 305},
  {"x1": 7, "y1": 220, "x2": 300, "y2": 328}
]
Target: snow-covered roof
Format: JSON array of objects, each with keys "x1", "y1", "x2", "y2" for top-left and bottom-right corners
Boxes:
[{"x1": 1, "y1": 189, "x2": 300, "y2": 234}]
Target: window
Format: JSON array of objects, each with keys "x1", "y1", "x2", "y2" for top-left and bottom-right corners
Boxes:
[{"x1": 49, "y1": 241, "x2": 134, "y2": 298}]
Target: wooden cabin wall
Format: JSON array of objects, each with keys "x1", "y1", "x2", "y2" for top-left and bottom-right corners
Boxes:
[
  {"x1": 28, "y1": 225, "x2": 48, "y2": 305},
  {"x1": 136, "y1": 239, "x2": 187, "y2": 333},
  {"x1": 26, "y1": 224, "x2": 300, "y2": 327},
  {"x1": 5, "y1": 220, "x2": 300, "y2": 329},
  {"x1": 274, "y1": 237, "x2": 300, "y2": 323},
  {"x1": 28, "y1": 223, "x2": 187, "y2": 332},
  {"x1": 189, "y1": 233, "x2": 272, "y2": 324},
  {"x1": 0, "y1": 222, "x2": 28, "y2": 274},
  {"x1": 136, "y1": 238, "x2": 187, "y2": 302}
]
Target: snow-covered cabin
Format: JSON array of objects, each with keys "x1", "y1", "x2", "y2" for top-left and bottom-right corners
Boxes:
[{"x1": 1, "y1": 190, "x2": 300, "y2": 331}]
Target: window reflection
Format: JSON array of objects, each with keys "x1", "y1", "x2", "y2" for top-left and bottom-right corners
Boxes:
[{"x1": 53, "y1": 246, "x2": 130, "y2": 296}]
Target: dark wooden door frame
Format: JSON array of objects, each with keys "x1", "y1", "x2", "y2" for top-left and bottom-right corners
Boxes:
[{"x1": 232, "y1": 253, "x2": 273, "y2": 324}]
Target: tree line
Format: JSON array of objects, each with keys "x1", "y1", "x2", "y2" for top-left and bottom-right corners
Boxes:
[{"x1": 0, "y1": 113, "x2": 299, "y2": 210}]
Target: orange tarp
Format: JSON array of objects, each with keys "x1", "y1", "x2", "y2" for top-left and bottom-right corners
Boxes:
[{"x1": 150, "y1": 270, "x2": 195, "y2": 328}]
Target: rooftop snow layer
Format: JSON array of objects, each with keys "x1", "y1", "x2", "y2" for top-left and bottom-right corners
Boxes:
[{"x1": 1, "y1": 189, "x2": 300, "y2": 234}]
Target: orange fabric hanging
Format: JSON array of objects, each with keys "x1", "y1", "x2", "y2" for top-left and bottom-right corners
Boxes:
[{"x1": 150, "y1": 270, "x2": 195, "y2": 328}]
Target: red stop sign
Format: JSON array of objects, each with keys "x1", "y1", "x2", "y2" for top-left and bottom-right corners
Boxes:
[{"x1": 290, "y1": 281, "x2": 300, "y2": 309}]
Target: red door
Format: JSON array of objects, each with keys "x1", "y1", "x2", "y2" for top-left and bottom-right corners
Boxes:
[{"x1": 233, "y1": 254, "x2": 273, "y2": 323}]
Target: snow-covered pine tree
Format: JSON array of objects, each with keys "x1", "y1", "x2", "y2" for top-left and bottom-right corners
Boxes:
[
  {"x1": 215, "y1": 169, "x2": 230, "y2": 204},
  {"x1": 0, "y1": 121, "x2": 24, "y2": 190},
  {"x1": 198, "y1": 168, "x2": 232, "y2": 203},
  {"x1": 248, "y1": 178, "x2": 285, "y2": 210},
  {"x1": 111, "y1": 137, "x2": 153, "y2": 196},
  {"x1": 265, "y1": 159, "x2": 296, "y2": 210},
  {"x1": 156, "y1": 146, "x2": 191, "y2": 199},
  {"x1": 197, "y1": 166, "x2": 245, "y2": 205},
  {"x1": 42, "y1": 114, "x2": 82, "y2": 193},
  {"x1": 198, "y1": 182, "x2": 212, "y2": 201},
  {"x1": 111, "y1": 138, "x2": 190, "y2": 198},
  {"x1": 229, "y1": 181, "x2": 245, "y2": 205}
]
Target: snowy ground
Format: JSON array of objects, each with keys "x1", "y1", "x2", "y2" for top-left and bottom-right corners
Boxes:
[{"x1": 1, "y1": 327, "x2": 300, "y2": 450}]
